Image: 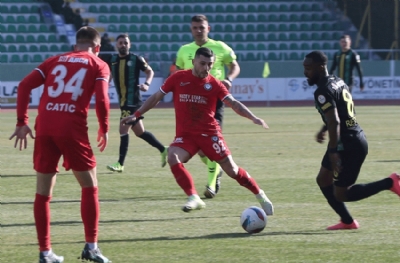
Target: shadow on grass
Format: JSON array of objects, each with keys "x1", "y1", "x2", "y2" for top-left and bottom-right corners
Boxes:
[
  {"x1": 375, "y1": 160, "x2": 400, "y2": 163},
  {"x1": 21, "y1": 229, "x2": 343, "y2": 247}
]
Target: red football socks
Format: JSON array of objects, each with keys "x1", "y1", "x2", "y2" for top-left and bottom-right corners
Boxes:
[
  {"x1": 34, "y1": 193, "x2": 51, "y2": 251},
  {"x1": 235, "y1": 167, "x2": 260, "y2": 194},
  {"x1": 171, "y1": 163, "x2": 197, "y2": 196},
  {"x1": 81, "y1": 187, "x2": 99, "y2": 243}
]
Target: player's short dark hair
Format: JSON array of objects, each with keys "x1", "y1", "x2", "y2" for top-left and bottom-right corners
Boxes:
[
  {"x1": 116, "y1": 33, "x2": 129, "y2": 41},
  {"x1": 305, "y1": 51, "x2": 328, "y2": 65},
  {"x1": 191, "y1": 14, "x2": 208, "y2": 23},
  {"x1": 340, "y1": 34, "x2": 351, "y2": 40},
  {"x1": 195, "y1": 47, "x2": 214, "y2": 58},
  {"x1": 76, "y1": 26, "x2": 100, "y2": 45}
]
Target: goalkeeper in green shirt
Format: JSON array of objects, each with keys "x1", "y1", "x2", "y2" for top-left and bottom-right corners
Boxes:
[{"x1": 175, "y1": 14, "x2": 241, "y2": 198}]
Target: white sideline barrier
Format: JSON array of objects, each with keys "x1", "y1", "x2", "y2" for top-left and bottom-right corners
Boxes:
[{"x1": 1, "y1": 77, "x2": 399, "y2": 107}]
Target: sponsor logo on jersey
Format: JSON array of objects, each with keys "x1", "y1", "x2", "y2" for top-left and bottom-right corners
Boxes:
[
  {"x1": 173, "y1": 137, "x2": 183, "y2": 143},
  {"x1": 204, "y1": 83, "x2": 212, "y2": 90},
  {"x1": 211, "y1": 136, "x2": 218, "y2": 142},
  {"x1": 127, "y1": 61, "x2": 133, "y2": 67},
  {"x1": 317, "y1": 95, "x2": 326, "y2": 104},
  {"x1": 180, "y1": 82, "x2": 190, "y2": 86}
]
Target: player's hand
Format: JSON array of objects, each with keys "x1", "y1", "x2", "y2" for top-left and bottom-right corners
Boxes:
[
  {"x1": 221, "y1": 79, "x2": 232, "y2": 89},
  {"x1": 121, "y1": 115, "x2": 136, "y2": 126},
  {"x1": 329, "y1": 152, "x2": 342, "y2": 176},
  {"x1": 9, "y1": 125, "x2": 35, "y2": 151},
  {"x1": 252, "y1": 117, "x2": 269, "y2": 129},
  {"x1": 138, "y1": 83, "x2": 149, "y2": 92},
  {"x1": 97, "y1": 130, "x2": 108, "y2": 152},
  {"x1": 316, "y1": 130, "x2": 326, "y2": 143}
]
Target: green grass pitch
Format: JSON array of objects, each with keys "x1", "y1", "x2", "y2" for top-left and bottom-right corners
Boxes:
[{"x1": 1, "y1": 106, "x2": 399, "y2": 262}]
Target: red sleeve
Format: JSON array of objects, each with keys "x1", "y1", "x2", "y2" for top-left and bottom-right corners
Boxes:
[
  {"x1": 16, "y1": 69, "x2": 45, "y2": 126},
  {"x1": 160, "y1": 72, "x2": 177, "y2": 94},
  {"x1": 95, "y1": 62, "x2": 110, "y2": 133}
]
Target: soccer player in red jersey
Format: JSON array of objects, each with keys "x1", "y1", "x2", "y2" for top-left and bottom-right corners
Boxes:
[
  {"x1": 9, "y1": 26, "x2": 111, "y2": 263},
  {"x1": 122, "y1": 47, "x2": 274, "y2": 214}
]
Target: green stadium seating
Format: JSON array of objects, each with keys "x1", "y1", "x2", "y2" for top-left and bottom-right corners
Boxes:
[
  {"x1": 311, "y1": 43, "x2": 321, "y2": 50},
  {"x1": 5, "y1": 35, "x2": 15, "y2": 43},
  {"x1": 0, "y1": 35, "x2": 3, "y2": 43},
  {"x1": 8, "y1": 45, "x2": 17, "y2": 52},
  {"x1": 120, "y1": 15, "x2": 129, "y2": 23},
  {"x1": 29, "y1": 15, "x2": 39, "y2": 23},
  {"x1": 256, "y1": 33, "x2": 266, "y2": 41},
  {"x1": 183, "y1": 5, "x2": 192, "y2": 13},
  {"x1": 279, "y1": 4, "x2": 289, "y2": 12},
  {"x1": 109, "y1": 15, "x2": 118, "y2": 23},
  {"x1": 108, "y1": 24, "x2": 117, "y2": 32},
  {"x1": 267, "y1": 34, "x2": 277, "y2": 41},
  {"x1": 160, "y1": 44, "x2": 169, "y2": 52},
  {"x1": 170, "y1": 34, "x2": 180, "y2": 42},
  {"x1": 1, "y1": 54, "x2": 8, "y2": 63},
  {"x1": 290, "y1": 43, "x2": 299, "y2": 50},
  {"x1": 205, "y1": 5, "x2": 214, "y2": 12},
  {"x1": 30, "y1": 6, "x2": 39, "y2": 13},
  {"x1": 269, "y1": 14, "x2": 278, "y2": 22},
  {"x1": 234, "y1": 34, "x2": 244, "y2": 42},
  {"x1": 120, "y1": 5, "x2": 130, "y2": 13},
  {"x1": 269, "y1": 4, "x2": 278, "y2": 12},
  {"x1": 235, "y1": 43, "x2": 245, "y2": 51},
  {"x1": 6, "y1": 16, "x2": 16, "y2": 23},
  {"x1": 290, "y1": 4, "x2": 301, "y2": 12},
  {"x1": 160, "y1": 34, "x2": 169, "y2": 42},
  {"x1": 256, "y1": 24, "x2": 266, "y2": 32},
  {"x1": 139, "y1": 24, "x2": 149, "y2": 32},
  {"x1": 279, "y1": 24, "x2": 288, "y2": 32},
  {"x1": 1, "y1": 5, "x2": 9, "y2": 13},
  {"x1": 247, "y1": 34, "x2": 255, "y2": 42},
  {"x1": 61, "y1": 44, "x2": 71, "y2": 52},
  {"x1": 171, "y1": 25, "x2": 180, "y2": 32},
  {"x1": 226, "y1": 15, "x2": 235, "y2": 23},
  {"x1": 26, "y1": 35, "x2": 35, "y2": 42},
  {"x1": 129, "y1": 15, "x2": 139, "y2": 23},
  {"x1": 289, "y1": 14, "x2": 300, "y2": 21},
  {"x1": 40, "y1": 45, "x2": 49, "y2": 52},
  {"x1": 39, "y1": 25, "x2": 49, "y2": 32},
  {"x1": 224, "y1": 34, "x2": 233, "y2": 42},
  {"x1": 98, "y1": 15, "x2": 107, "y2": 23},
  {"x1": 267, "y1": 53, "x2": 279, "y2": 61},
  {"x1": 7, "y1": 25, "x2": 17, "y2": 33},
  {"x1": 149, "y1": 34, "x2": 159, "y2": 42},
  {"x1": 161, "y1": 6, "x2": 171, "y2": 13},
  {"x1": 110, "y1": 5, "x2": 119, "y2": 13},
  {"x1": 236, "y1": 24, "x2": 244, "y2": 32},
  {"x1": 129, "y1": 34, "x2": 137, "y2": 41},
  {"x1": 99, "y1": 5, "x2": 108, "y2": 13},
  {"x1": 237, "y1": 15, "x2": 246, "y2": 23},
  {"x1": 11, "y1": 54, "x2": 22, "y2": 63},
  {"x1": 215, "y1": 15, "x2": 224, "y2": 23},
  {"x1": 247, "y1": 5, "x2": 257, "y2": 12},
  {"x1": 88, "y1": 5, "x2": 97, "y2": 12},
  {"x1": 172, "y1": 5, "x2": 181, "y2": 13},
  {"x1": 322, "y1": 42, "x2": 332, "y2": 49},
  {"x1": 279, "y1": 43, "x2": 288, "y2": 50},
  {"x1": 182, "y1": 35, "x2": 191, "y2": 42},
  {"x1": 193, "y1": 5, "x2": 203, "y2": 12},
  {"x1": 289, "y1": 33, "x2": 298, "y2": 41},
  {"x1": 151, "y1": 15, "x2": 161, "y2": 23},
  {"x1": 37, "y1": 35, "x2": 47, "y2": 43},
  {"x1": 0, "y1": 45, "x2": 6, "y2": 53},
  {"x1": 161, "y1": 16, "x2": 171, "y2": 23},
  {"x1": 257, "y1": 43, "x2": 266, "y2": 50},
  {"x1": 31, "y1": 54, "x2": 43, "y2": 63},
  {"x1": 10, "y1": 5, "x2": 19, "y2": 13},
  {"x1": 301, "y1": 43, "x2": 310, "y2": 50},
  {"x1": 50, "y1": 45, "x2": 59, "y2": 52},
  {"x1": 258, "y1": 5, "x2": 267, "y2": 12},
  {"x1": 149, "y1": 44, "x2": 159, "y2": 52},
  {"x1": 29, "y1": 45, "x2": 39, "y2": 52},
  {"x1": 130, "y1": 6, "x2": 139, "y2": 13},
  {"x1": 119, "y1": 24, "x2": 128, "y2": 32},
  {"x1": 267, "y1": 24, "x2": 277, "y2": 32},
  {"x1": 17, "y1": 16, "x2": 27, "y2": 23}
]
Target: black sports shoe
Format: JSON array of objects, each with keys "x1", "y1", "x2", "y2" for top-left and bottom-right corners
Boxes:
[
  {"x1": 80, "y1": 244, "x2": 110, "y2": 263},
  {"x1": 39, "y1": 251, "x2": 64, "y2": 263}
]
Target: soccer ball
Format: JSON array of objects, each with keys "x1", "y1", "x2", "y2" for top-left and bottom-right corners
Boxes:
[{"x1": 240, "y1": 206, "x2": 267, "y2": 233}]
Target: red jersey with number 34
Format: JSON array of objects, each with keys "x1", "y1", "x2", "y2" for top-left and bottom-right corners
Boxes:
[
  {"x1": 160, "y1": 70, "x2": 230, "y2": 136},
  {"x1": 17, "y1": 51, "x2": 110, "y2": 136}
]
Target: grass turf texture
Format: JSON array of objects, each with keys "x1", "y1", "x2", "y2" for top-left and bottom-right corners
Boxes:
[{"x1": 1, "y1": 106, "x2": 399, "y2": 263}]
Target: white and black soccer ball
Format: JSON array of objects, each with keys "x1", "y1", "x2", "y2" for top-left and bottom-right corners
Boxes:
[{"x1": 240, "y1": 206, "x2": 267, "y2": 234}]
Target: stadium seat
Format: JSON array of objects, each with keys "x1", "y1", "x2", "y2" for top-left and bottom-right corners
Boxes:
[
  {"x1": 50, "y1": 44, "x2": 59, "y2": 52},
  {"x1": 0, "y1": 16, "x2": 3, "y2": 24},
  {"x1": 171, "y1": 24, "x2": 181, "y2": 32},
  {"x1": 300, "y1": 13, "x2": 311, "y2": 21},
  {"x1": 289, "y1": 14, "x2": 300, "y2": 21},
  {"x1": 246, "y1": 33, "x2": 255, "y2": 42},
  {"x1": 29, "y1": 15, "x2": 39, "y2": 23},
  {"x1": 88, "y1": 5, "x2": 97, "y2": 12},
  {"x1": 172, "y1": 5, "x2": 182, "y2": 13},
  {"x1": 301, "y1": 43, "x2": 310, "y2": 50},
  {"x1": 151, "y1": 5, "x2": 160, "y2": 13},
  {"x1": 183, "y1": 5, "x2": 192, "y2": 13},
  {"x1": 225, "y1": 15, "x2": 235, "y2": 23},
  {"x1": 311, "y1": 32, "x2": 321, "y2": 41},
  {"x1": 311, "y1": 23, "x2": 321, "y2": 31},
  {"x1": 193, "y1": 5, "x2": 203, "y2": 12},
  {"x1": 151, "y1": 15, "x2": 161, "y2": 23},
  {"x1": 15, "y1": 34, "x2": 25, "y2": 43},
  {"x1": 279, "y1": 43, "x2": 288, "y2": 50},
  {"x1": 312, "y1": 3, "x2": 323, "y2": 11},
  {"x1": 322, "y1": 42, "x2": 332, "y2": 50},
  {"x1": 17, "y1": 16, "x2": 27, "y2": 23},
  {"x1": 1, "y1": 54, "x2": 8, "y2": 63},
  {"x1": 182, "y1": 35, "x2": 191, "y2": 42},
  {"x1": 256, "y1": 24, "x2": 266, "y2": 32},
  {"x1": 289, "y1": 23, "x2": 298, "y2": 31},
  {"x1": 29, "y1": 45, "x2": 39, "y2": 52},
  {"x1": 234, "y1": 34, "x2": 244, "y2": 42},
  {"x1": 290, "y1": 4, "x2": 301, "y2": 12},
  {"x1": 109, "y1": 15, "x2": 118, "y2": 23},
  {"x1": 98, "y1": 15, "x2": 107, "y2": 23},
  {"x1": 129, "y1": 25, "x2": 139, "y2": 32},
  {"x1": 11, "y1": 54, "x2": 22, "y2": 63},
  {"x1": 37, "y1": 35, "x2": 47, "y2": 43},
  {"x1": 119, "y1": 25, "x2": 128, "y2": 32},
  {"x1": 5, "y1": 35, "x2": 15, "y2": 43},
  {"x1": 109, "y1": 5, "x2": 119, "y2": 13},
  {"x1": 245, "y1": 53, "x2": 256, "y2": 61},
  {"x1": 289, "y1": 33, "x2": 299, "y2": 41},
  {"x1": 258, "y1": 5, "x2": 267, "y2": 12},
  {"x1": 224, "y1": 34, "x2": 233, "y2": 42},
  {"x1": 224, "y1": 24, "x2": 234, "y2": 32},
  {"x1": 256, "y1": 33, "x2": 266, "y2": 41},
  {"x1": 120, "y1": 5, "x2": 130, "y2": 13},
  {"x1": 289, "y1": 43, "x2": 299, "y2": 50},
  {"x1": 130, "y1": 6, "x2": 140, "y2": 13},
  {"x1": 61, "y1": 44, "x2": 71, "y2": 52},
  {"x1": 247, "y1": 14, "x2": 257, "y2": 23},
  {"x1": 205, "y1": 5, "x2": 214, "y2": 12},
  {"x1": 214, "y1": 24, "x2": 223, "y2": 32},
  {"x1": 161, "y1": 6, "x2": 171, "y2": 13},
  {"x1": 139, "y1": 34, "x2": 148, "y2": 42},
  {"x1": 108, "y1": 24, "x2": 117, "y2": 32},
  {"x1": 279, "y1": 3, "x2": 289, "y2": 12},
  {"x1": 17, "y1": 25, "x2": 27, "y2": 33},
  {"x1": 10, "y1": 5, "x2": 19, "y2": 13},
  {"x1": 40, "y1": 45, "x2": 49, "y2": 52},
  {"x1": 245, "y1": 4, "x2": 255, "y2": 12},
  {"x1": 1, "y1": 5, "x2": 9, "y2": 13},
  {"x1": 26, "y1": 35, "x2": 35, "y2": 43},
  {"x1": 279, "y1": 14, "x2": 289, "y2": 22},
  {"x1": 278, "y1": 24, "x2": 288, "y2": 32},
  {"x1": 30, "y1": 6, "x2": 39, "y2": 13},
  {"x1": 171, "y1": 44, "x2": 180, "y2": 52},
  {"x1": 269, "y1": 14, "x2": 278, "y2": 22},
  {"x1": 170, "y1": 34, "x2": 180, "y2": 42},
  {"x1": 267, "y1": 34, "x2": 277, "y2": 41},
  {"x1": 149, "y1": 44, "x2": 159, "y2": 52},
  {"x1": 161, "y1": 16, "x2": 171, "y2": 23},
  {"x1": 321, "y1": 32, "x2": 332, "y2": 41},
  {"x1": 300, "y1": 33, "x2": 309, "y2": 41},
  {"x1": 6, "y1": 16, "x2": 16, "y2": 23},
  {"x1": 39, "y1": 25, "x2": 49, "y2": 32},
  {"x1": 99, "y1": 5, "x2": 108, "y2": 13},
  {"x1": 31, "y1": 54, "x2": 43, "y2": 63},
  {"x1": 300, "y1": 4, "x2": 312, "y2": 12},
  {"x1": 267, "y1": 24, "x2": 277, "y2": 32},
  {"x1": 257, "y1": 43, "x2": 266, "y2": 50},
  {"x1": 235, "y1": 44, "x2": 245, "y2": 51},
  {"x1": 237, "y1": 14, "x2": 246, "y2": 22},
  {"x1": 311, "y1": 13, "x2": 321, "y2": 21},
  {"x1": 160, "y1": 53, "x2": 169, "y2": 61},
  {"x1": 311, "y1": 43, "x2": 322, "y2": 50},
  {"x1": 269, "y1": 4, "x2": 278, "y2": 12},
  {"x1": 267, "y1": 53, "x2": 279, "y2": 61},
  {"x1": 215, "y1": 5, "x2": 225, "y2": 14},
  {"x1": 300, "y1": 24, "x2": 310, "y2": 31},
  {"x1": 120, "y1": 15, "x2": 129, "y2": 23},
  {"x1": 0, "y1": 44, "x2": 6, "y2": 53},
  {"x1": 235, "y1": 24, "x2": 244, "y2": 32},
  {"x1": 8, "y1": 45, "x2": 17, "y2": 52},
  {"x1": 130, "y1": 15, "x2": 139, "y2": 23},
  {"x1": 183, "y1": 15, "x2": 191, "y2": 23},
  {"x1": 160, "y1": 34, "x2": 169, "y2": 42},
  {"x1": 160, "y1": 44, "x2": 169, "y2": 52},
  {"x1": 215, "y1": 15, "x2": 224, "y2": 23},
  {"x1": 139, "y1": 24, "x2": 148, "y2": 32}
]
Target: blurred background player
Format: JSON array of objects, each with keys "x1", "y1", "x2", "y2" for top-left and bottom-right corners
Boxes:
[
  {"x1": 303, "y1": 50, "x2": 399, "y2": 230},
  {"x1": 106, "y1": 33, "x2": 168, "y2": 173},
  {"x1": 121, "y1": 47, "x2": 273, "y2": 215},
  {"x1": 175, "y1": 14, "x2": 240, "y2": 199},
  {"x1": 329, "y1": 35, "x2": 364, "y2": 93},
  {"x1": 9, "y1": 26, "x2": 111, "y2": 263}
]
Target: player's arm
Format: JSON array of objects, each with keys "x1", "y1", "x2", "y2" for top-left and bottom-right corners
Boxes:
[
  {"x1": 175, "y1": 48, "x2": 184, "y2": 70},
  {"x1": 9, "y1": 69, "x2": 44, "y2": 150},
  {"x1": 138, "y1": 56, "x2": 154, "y2": 92},
  {"x1": 94, "y1": 77, "x2": 110, "y2": 152},
  {"x1": 353, "y1": 53, "x2": 364, "y2": 90},
  {"x1": 222, "y1": 94, "x2": 268, "y2": 129},
  {"x1": 121, "y1": 90, "x2": 165, "y2": 125},
  {"x1": 323, "y1": 107, "x2": 342, "y2": 174}
]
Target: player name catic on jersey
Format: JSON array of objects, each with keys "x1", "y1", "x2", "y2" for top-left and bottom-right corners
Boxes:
[{"x1": 45, "y1": 102, "x2": 76, "y2": 112}]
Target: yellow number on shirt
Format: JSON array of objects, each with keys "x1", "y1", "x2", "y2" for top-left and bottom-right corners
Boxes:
[
  {"x1": 342, "y1": 89, "x2": 355, "y2": 118},
  {"x1": 48, "y1": 65, "x2": 87, "y2": 101}
]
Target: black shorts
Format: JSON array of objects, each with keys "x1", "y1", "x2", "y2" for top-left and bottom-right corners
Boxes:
[
  {"x1": 120, "y1": 106, "x2": 140, "y2": 119},
  {"x1": 215, "y1": 99, "x2": 224, "y2": 128},
  {"x1": 321, "y1": 131, "x2": 368, "y2": 187}
]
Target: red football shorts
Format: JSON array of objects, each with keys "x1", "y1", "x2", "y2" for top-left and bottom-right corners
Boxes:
[
  {"x1": 170, "y1": 133, "x2": 231, "y2": 161},
  {"x1": 33, "y1": 135, "x2": 96, "y2": 173}
]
